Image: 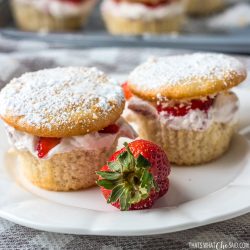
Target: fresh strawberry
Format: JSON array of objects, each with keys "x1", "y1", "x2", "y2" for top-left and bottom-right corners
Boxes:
[
  {"x1": 36, "y1": 137, "x2": 61, "y2": 158},
  {"x1": 157, "y1": 97, "x2": 214, "y2": 117},
  {"x1": 99, "y1": 124, "x2": 120, "y2": 134},
  {"x1": 157, "y1": 103, "x2": 189, "y2": 116},
  {"x1": 96, "y1": 140, "x2": 171, "y2": 211},
  {"x1": 122, "y1": 82, "x2": 133, "y2": 100}
]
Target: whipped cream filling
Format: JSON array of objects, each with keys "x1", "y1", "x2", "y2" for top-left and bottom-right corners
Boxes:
[
  {"x1": 5, "y1": 118, "x2": 137, "y2": 160},
  {"x1": 127, "y1": 92, "x2": 239, "y2": 131},
  {"x1": 101, "y1": 0, "x2": 185, "y2": 20},
  {"x1": 14, "y1": 0, "x2": 96, "y2": 17}
]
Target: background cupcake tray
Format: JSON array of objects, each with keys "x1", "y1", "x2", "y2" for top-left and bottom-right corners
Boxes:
[{"x1": 0, "y1": 1, "x2": 250, "y2": 54}]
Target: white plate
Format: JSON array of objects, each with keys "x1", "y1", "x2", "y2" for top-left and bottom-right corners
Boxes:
[{"x1": 0, "y1": 88, "x2": 250, "y2": 236}]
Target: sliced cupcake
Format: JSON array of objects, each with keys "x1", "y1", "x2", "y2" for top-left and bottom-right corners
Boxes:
[
  {"x1": 101, "y1": 0, "x2": 185, "y2": 35},
  {"x1": 0, "y1": 67, "x2": 136, "y2": 191},
  {"x1": 11, "y1": 0, "x2": 96, "y2": 32},
  {"x1": 125, "y1": 53, "x2": 247, "y2": 165}
]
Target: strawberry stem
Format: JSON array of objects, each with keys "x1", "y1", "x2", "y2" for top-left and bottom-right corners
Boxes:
[{"x1": 96, "y1": 143, "x2": 157, "y2": 211}]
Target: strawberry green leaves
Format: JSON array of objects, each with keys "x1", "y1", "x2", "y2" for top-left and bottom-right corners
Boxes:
[
  {"x1": 120, "y1": 188, "x2": 131, "y2": 211},
  {"x1": 136, "y1": 154, "x2": 151, "y2": 168},
  {"x1": 117, "y1": 142, "x2": 135, "y2": 172},
  {"x1": 96, "y1": 171, "x2": 121, "y2": 180},
  {"x1": 96, "y1": 172, "x2": 121, "y2": 190},
  {"x1": 96, "y1": 142, "x2": 158, "y2": 211},
  {"x1": 96, "y1": 179, "x2": 117, "y2": 190},
  {"x1": 107, "y1": 161, "x2": 121, "y2": 171},
  {"x1": 107, "y1": 184, "x2": 126, "y2": 204}
]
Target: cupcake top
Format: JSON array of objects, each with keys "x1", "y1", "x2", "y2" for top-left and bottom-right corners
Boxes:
[
  {"x1": 0, "y1": 67, "x2": 125, "y2": 137},
  {"x1": 128, "y1": 53, "x2": 247, "y2": 101}
]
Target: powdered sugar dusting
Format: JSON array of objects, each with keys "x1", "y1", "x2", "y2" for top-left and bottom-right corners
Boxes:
[
  {"x1": 129, "y1": 53, "x2": 246, "y2": 93},
  {"x1": 0, "y1": 67, "x2": 124, "y2": 131}
]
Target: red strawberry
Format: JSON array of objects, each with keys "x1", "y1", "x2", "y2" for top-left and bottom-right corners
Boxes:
[
  {"x1": 36, "y1": 137, "x2": 61, "y2": 158},
  {"x1": 96, "y1": 140, "x2": 171, "y2": 211},
  {"x1": 122, "y1": 82, "x2": 133, "y2": 100},
  {"x1": 157, "y1": 103, "x2": 189, "y2": 116},
  {"x1": 99, "y1": 124, "x2": 120, "y2": 134},
  {"x1": 157, "y1": 97, "x2": 214, "y2": 117},
  {"x1": 191, "y1": 98, "x2": 214, "y2": 112}
]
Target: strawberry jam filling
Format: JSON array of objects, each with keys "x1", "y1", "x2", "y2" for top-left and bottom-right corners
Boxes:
[
  {"x1": 36, "y1": 124, "x2": 120, "y2": 158},
  {"x1": 36, "y1": 137, "x2": 61, "y2": 159},
  {"x1": 157, "y1": 97, "x2": 214, "y2": 117},
  {"x1": 99, "y1": 124, "x2": 120, "y2": 134},
  {"x1": 58, "y1": 0, "x2": 87, "y2": 4},
  {"x1": 114, "y1": 0, "x2": 173, "y2": 8},
  {"x1": 122, "y1": 82, "x2": 133, "y2": 100}
]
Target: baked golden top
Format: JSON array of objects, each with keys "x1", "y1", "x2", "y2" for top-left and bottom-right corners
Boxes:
[
  {"x1": 128, "y1": 53, "x2": 247, "y2": 101},
  {"x1": 0, "y1": 67, "x2": 125, "y2": 137}
]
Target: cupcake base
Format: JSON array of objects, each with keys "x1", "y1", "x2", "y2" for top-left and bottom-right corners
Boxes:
[
  {"x1": 18, "y1": 143, "x2": 117, "y2": 191},
  {"x1": 130, "y1": 112, "x2": 235, "y2": 165},
  {"x1": 102, "y1": 12, "x2": 185, "y2": 35},
  {"x1": 11, "y1": 1, "x2": 91, "y2": 32},
  {"x1": 183, "y1": 0, "x2": 225, "y2": 16}
]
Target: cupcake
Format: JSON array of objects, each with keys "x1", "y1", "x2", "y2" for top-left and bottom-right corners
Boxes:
[
  {"x1": 125, "y1": 53, "x2": 247, "y2": 165},
  {"x1": 101, "y1": 0, "x2": 185, "y2": 35},
  {"x1": 11, "y1": 0, "x2": 96, "y2": 32},
  {"x1": 0, "y1": 67, "x2": 136, "y2": 191},
  {"x1": 183, "y1": 0, "x2": 225, "y2": 16}
]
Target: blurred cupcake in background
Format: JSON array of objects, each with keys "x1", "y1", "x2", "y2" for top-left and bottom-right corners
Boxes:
[
  {"x1": 183, "y1": 0, "x2": 225, "y2": 16},
  {"x1": 11, "y1": 0, "x2": 96, "y2": 32},
  {"x1": 0, "y1": 0, "x2": 12, "y2": 27},
  {"x1": 101, "y1": 0, "x2": 185, "y2": 35}
]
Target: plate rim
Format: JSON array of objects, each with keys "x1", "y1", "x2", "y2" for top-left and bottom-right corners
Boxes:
[{"x1": 0, "y1": 88, "x2": 250, "y2": 236}]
